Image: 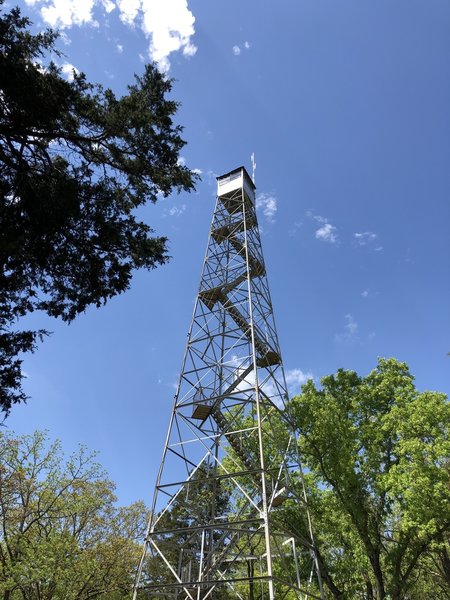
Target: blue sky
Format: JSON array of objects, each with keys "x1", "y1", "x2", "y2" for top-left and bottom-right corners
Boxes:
[{"x1": 8, "y1": 0, "x2": 450, "y2": 506}]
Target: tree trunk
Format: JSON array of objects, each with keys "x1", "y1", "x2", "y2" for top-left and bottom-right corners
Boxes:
[
  {"x1": 364, "y1": 573, "x2": 374, "y2": 600},
  {"x1": 369, "y1": 552, "x2": 385, "y2": 599}
]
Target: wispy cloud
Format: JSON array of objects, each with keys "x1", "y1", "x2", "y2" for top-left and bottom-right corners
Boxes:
[
  {"x1": 288, "y1": 220, "x2": 303, "y2": 236},
  {"x1": 27, "y1": 0, "x2": 197, "y2": 72},
  {"x1": 285, "y1": 368, "x2": 314, "y2": 395},
  {"x1": 335, "y1": 313, "x2": 358, "y2": 343},
  {"x1": 116, "y1": 43, "x2": 123, "y2": 53},
  {"x1": 306, "y1": 211, "x2": 327, "y2": 224},
  {"x1": 169, "y1": 206, "x2": 184, "y2": 217},
  {"x1": 203, "y1": 170, "x2": 217, "y2": 187},
  {"x1": 361, "y1": 290, "x2": 369, "y2": 298},
  {"x1": 224, "y1": 358, "x2": 311, "y2": 405},
  {"x1": 306, "y1": 211, "x2": 339, "y2": 244},
  {"x1": 256, "y1": 193, "x2": 277, "y2": 224},
  {"x1": 232, "y1": 41, "x2": 251, "y2": 55},
  {"x1": 315, "y1": 223, "x2": 338, "y2": 244},
  {"x1": 354, "y1": 231, "x2": 377, "y2": 246},
  {"x1": 225, "y1": 356, "x2": 269, "y2": 396},
  {"x1": 178, "y1": 157, "x2": 202, "y2": 176},
  {"x1": 59, "y1": 31, "x2": 72, "y2": 45},
  {"x1": 167, "y1": 204, "x2": 186, "y2": 217}
]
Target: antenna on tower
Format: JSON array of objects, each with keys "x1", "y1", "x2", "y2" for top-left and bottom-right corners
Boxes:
[{"x1": 251, "y1": 152, "x2": 256, "y2": 184}]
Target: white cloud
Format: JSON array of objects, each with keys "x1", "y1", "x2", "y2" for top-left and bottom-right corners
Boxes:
[
  {"x1": 168, "y1": 204, "x2": 186, "y2": 217},
  {"x1": 315, "y1": 223, "x2": 338, "y2": 244},
  {"x1": 335, "y1": 313, "x2": 358, "y2": 343},
  {"x1": 354, "y1": 231, "x2": 377, "y2": 246},
  {"x1": 306, "y1": 211, "x2": 327, "y2": 224},
  {"x1": 36, "y1": 0, "x2": 97, "y2": 28},
  {"x1": 306, "y1": 212, "x2": 338, "y2": 244},
  {"x1": 233, "y1": 41, "x2": 250, "y2": 56},
  {"x1": 140, "y1": 0, "x2": 197, "y2": 71},
  {"x1": 116, "y1": 0, "x2": 140, "y2": 24},
  {"x1": 256, "y1": 193, "x2": 277, "y2": 224},
  {"x1": 285, "y1": 368, "x2": 313, "y2": 394},
  {"x1": 28, "y1": 0, "x2": 197, "y2": 72},
  {"x1": 60, "y1": 62, "x2": 79, "y2": 81},
  {"x1": 176, "y1": 157, "x2": 203, "y2": 177},
  {"x1": 232, "y1": 364, "x2": 313, "y2": 401},
  {"x1": 116, "y1": 43, "x2": 124, "y2": 53},
  {"x1": 101, "y1": 0, "x2": 115, "y2": 11},
  {"x1": 361, "y1": 290, "x2": 369, "y2": 298}
]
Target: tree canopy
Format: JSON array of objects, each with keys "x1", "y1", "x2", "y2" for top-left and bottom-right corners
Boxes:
[
  {"x1": 3, "y1": 364, "x2": 446, "y2": 599},
  {"x1": 0, "y1": 430, "x2": 147, "y2": 599},
  {"x1": 0, "y1": 2, "x2": 197, "y2": 414},
  {"x1": 289, "y1": 358, "x2": 450, "y2": 599}
]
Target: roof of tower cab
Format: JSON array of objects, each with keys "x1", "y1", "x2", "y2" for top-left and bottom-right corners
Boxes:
[{"x1": 216, "y1": 166, "x2": 256, "y2": 190}]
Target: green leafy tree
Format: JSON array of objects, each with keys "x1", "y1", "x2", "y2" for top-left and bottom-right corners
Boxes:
[
  {"x1": 0, "y1": 2, "x2": 197, "y2": 414},
  {"x1": 290, "y1": 358, "x2": 450, "y2": 599},
  {"x1": 0, "y1": 430, "x2": 147, "y2": 599}
]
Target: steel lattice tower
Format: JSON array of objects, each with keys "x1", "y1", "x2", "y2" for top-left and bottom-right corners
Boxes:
[{"x1": 133, "y1": 167, "x2": 324, "y2": 600}]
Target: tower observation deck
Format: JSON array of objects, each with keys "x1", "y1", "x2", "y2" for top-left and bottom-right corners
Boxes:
[{"x1": 133, "y1": 166, "x2": 324, "y2": 599}]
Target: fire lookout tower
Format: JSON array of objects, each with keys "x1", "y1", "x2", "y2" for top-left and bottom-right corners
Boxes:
[{"x1": 133, "y1": 167, "x2": 324, "y2": 599}]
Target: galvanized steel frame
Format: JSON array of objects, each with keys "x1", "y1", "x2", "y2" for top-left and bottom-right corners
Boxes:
[{"x1": 133, "y1": 168, "x2": 324, "y2": 599}]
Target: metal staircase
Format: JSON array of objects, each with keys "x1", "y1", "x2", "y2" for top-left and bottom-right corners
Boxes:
[{"x1": 133, "y1": 167, "x2": 324, "y2": 600}]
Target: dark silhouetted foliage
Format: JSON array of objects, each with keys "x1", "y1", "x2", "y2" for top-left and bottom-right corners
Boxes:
[{"x1": 0, "y1": 3, "x2": 197, "y2": 414}]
